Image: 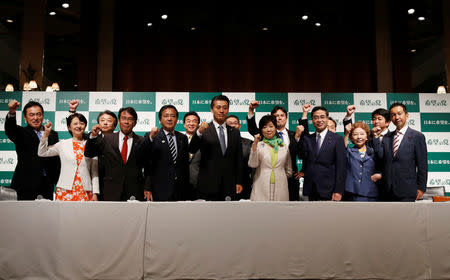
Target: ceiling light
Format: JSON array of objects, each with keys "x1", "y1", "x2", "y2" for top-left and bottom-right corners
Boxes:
[
  {"x1": 302, "y1": 15, "x2": 308, "y2": 20},
  {"x1": 49, "y1": 11, "x2": 56, "y2": 16},
  {"x1": 262, "y1": 27, "x2": 268, "y2": 31},
  {"x1": 5, "y1": 84, "x2": 14, "y2": 92},
  {"x1": 408, "y1": 9, "x2": 415, "y2": 15},
  {"x1": 62, "y1": 3, "x2": 69, "y2": 8},
  {"x1": 161, "y1": 14, "x2": 168, "y2": 20},
  {"x1": 29, "y1": 80, "x2": 38, "y2": 89},
  {"x1": 191, "y1": 27, "x2": 196, "y2": 31},
  {"x1": 52, "y1": 82, "x2": 60, "y2": 91},
  {"x1": 315, "y1": 22, "x2": 321, "y2": 27},
  {"x1": 45, "y1": 86, "x2": 54, "y2": 92},
  {"x1": 418, "y1": 16, "x2": 425, "y2": 21},
  {"x1": 57, "y1": 68, "x2": 62, "y2": 71},
  {"x1": 411, "y1": 49, "x2": 416, "y2": 53},
  {"x1": 147, "y1": 22, "x2": 152, "y2": 27},
  {"x1": 6, "y1": 19, "x2": 13, "y2": 23}
]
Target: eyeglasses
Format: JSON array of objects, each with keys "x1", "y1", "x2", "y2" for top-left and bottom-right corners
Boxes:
[{"x1": 120, "y1": 116, "x2": 135, "y2": 122}]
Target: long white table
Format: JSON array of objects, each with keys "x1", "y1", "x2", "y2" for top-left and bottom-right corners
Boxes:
[{"x1": 1, "y1": 201, "x2": 449, "y2": 280}]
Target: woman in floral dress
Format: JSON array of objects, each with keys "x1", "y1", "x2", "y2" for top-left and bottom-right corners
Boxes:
[{"x1": 38, "y1": 113, "x2": 99, "y2": 201}]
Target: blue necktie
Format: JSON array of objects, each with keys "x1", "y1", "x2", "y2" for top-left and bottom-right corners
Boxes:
[
  {"x1": 218, "y1": 126, "x2": 226, "y2": 155},
  {"x1": 316, "y1": 134, "x2": 321, "y2": 155},
  {"x1": 278, "y1": 131, "x2": 284, "y2": 142}
]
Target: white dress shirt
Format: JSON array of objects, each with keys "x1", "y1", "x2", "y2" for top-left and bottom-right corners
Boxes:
[
  {"x1": 394, "y1": 125, "x2": 408, "y2": 150},
  {"x1": 277, "y1": 128, "x2": 290, "y2": 146}
]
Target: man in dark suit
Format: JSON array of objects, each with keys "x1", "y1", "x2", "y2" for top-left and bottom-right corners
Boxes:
[
  {"x1": 140, "y1": 105, "x2": 190, "y2": 201},
  {"x1": 184, "y1": 111, "x2": 201, "y2": 199},
  {"x1": 5, "y1": 100, "x2": 60, "y2": 200},
  {"x1": 343, "y1": 105, "x2": 391, "y2": 147},
  {"x1": 296, "y1": 106, "x2": 346, "y2": 201},
  {"x1": 84, "y1": 107, "x2": 145, "y2": 201},
  {"x1": 226, "y1": 114, "x2": 254, "y2": 199},
  {"x1": 373, "y1": 103, "x2": 427, "y2": 202},
  {"x1": 70, "y1": 100, "x2": 117, "y2": 201},
  {"x1": 190, "y1": 95, "x2": 243, "y2": 201},
  {"x1": 246, "y1": 101, "x2": 309, "y2": 201}
]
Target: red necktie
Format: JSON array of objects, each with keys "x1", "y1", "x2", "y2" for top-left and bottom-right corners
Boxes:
[{"x1": 122, "y1": 135, "x2": 128, "y2": 164}]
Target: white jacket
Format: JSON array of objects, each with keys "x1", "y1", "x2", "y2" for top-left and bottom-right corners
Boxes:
[{"x1": 38, "y1": 138, "x2": 99, "y2": 193}]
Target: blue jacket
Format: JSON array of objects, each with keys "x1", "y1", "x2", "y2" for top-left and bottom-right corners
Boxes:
[{"x1": 345, "y1": 146, "x2": 379, "y2": 198}]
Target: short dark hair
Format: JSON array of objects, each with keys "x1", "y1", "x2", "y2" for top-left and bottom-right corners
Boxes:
[
  {"x1": 23, "y1": 101, "x2": 44, "y2": 116},
  {"x1": 389, "y1": 102, "x2": 408, "y2": 114},
  {"x1": 226, "y1": 114, "x2": 240, "y2": 121},
  {"x1": 311, "y1": 106, "x2": 329, "y2": 117},
  {"x1": 118, "y1": 107, "x2": 138, "y2": 122},
  {"x1": 328, "y1": 117, "x2": 337, "y2": 127},
  {"x1": 270, "y1": 106, "x2": 287, "y2": 116},
  {"x1": 158, "y1": 105, "x2": 179, "y2": 120},
  {"x1": 183, "y1": 111, "x2": 200, "y2": 123},
  {"x1": 66, "y1": 113, "x2": 87, "y2": 137},
  {"x1": 371, "y1": 108, "x2": 390, "y2": 122},
  {"x1": 258, "y1": 115, "x2": 277, "y2": 136},
  {"x1": 97, "y1": 110, "x2": 118, "y2": 127},
  {"x1": 210, "y1": 95, "x2": 230, "y2": 109}
]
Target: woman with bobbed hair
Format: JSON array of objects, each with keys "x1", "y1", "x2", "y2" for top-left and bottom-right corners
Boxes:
[
  {"x1": 38, "y1": 113, "x2": 99, "y2": 201},
  {"x1": 249, "y1": 115, "x2": 293, "y2": 201},
  {"x1": 343, "y1": 121, "x2": 382, "y2": 201}
]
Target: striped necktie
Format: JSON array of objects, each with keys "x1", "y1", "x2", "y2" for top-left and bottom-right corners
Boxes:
[
  {"x1": 393, "y1": 131, "x2": 401, "y2": 157},
  {"x1": 168, "y1": 132, "x2": 177, "y2": 164}
]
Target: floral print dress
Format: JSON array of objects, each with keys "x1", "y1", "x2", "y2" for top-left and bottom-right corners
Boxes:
[{"x1": 55, "y1": 141, "x2": 93, "y2": 201}]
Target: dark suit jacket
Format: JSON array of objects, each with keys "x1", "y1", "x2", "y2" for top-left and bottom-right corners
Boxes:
[
  {"x1": 247, "y1": 115, "x2": 309, "y2": 201},
  {"x1": 140, "y1": 130, "x2": 191, "y2": 201},
  {"x1": 241, "y1": 137, "x2": 254, "y2": 199},
  {"x1": 84, "y1": 132, "x2": 145, "y2": 201},
  {"x1": 297, "y1": 130, "x2": 347, "y2": 199},
  {"x1": 189, "y1": 122, "x2": 243, "y2": 200},
  {"x1": 372, "y1": 127, "x2": 428, "y2": 199},
  {"x1": 5, "y1": 114, "x2": 60, "y2": 200}
]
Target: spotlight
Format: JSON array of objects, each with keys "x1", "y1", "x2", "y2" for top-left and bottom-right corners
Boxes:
[
  {"x1": 6, "y1": 19, "x2": 13, "y2": 23},
  {"x1": 147, "y1": 22, "x2": 152, "y2": 27},
  {"x1": 315, "y1": 22, "x2": 321, "y2": 27},
  {"x1": 418, "y1": 17, "x2": 425, "y2": 21},
  {"x1": 161, "y1": 14, "x2": 168, "y2": 20},
  {"x1": 262, "y1": 27, "x2": 268, "y2": 31},
  {"x1": 408, "y1": 9, "x2": 415, "y2": 15},
  {"x1": 411, "y1": 49, "x2": 416, "y2": 53},
  {"x1": 49, "y1": 11, "x2": 56, "y2": 16},
  {"x1": 62, "y1": 3, "x2": 69, "y2": 8},
  {"x1": 302, "y1": 15, "x2": 308, "y2": 20}
]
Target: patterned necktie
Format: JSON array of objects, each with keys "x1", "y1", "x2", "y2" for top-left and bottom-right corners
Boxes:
[
  {"x1": 393, "y1": 131, "x2": 401, "y2": 157},
  {"x1": 121, "y1": 135, "x2": 128, "y2": 164},
  {"x1": 218, "y1": 125, "x2": 226, "y2": 155},
  {"x1": 168, "y1": 132, "x2": 177, "y2": 164},
  {"x1": 278, "y1": 131, "x2": 284, "y2": 142},
  {"x1": 316, "y1": 133, "x2": 321, "y2": 155}
]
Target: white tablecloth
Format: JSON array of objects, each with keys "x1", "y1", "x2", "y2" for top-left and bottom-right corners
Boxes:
[{"x1": 1, "y1": 201, "x2": 450, "y2": 280}]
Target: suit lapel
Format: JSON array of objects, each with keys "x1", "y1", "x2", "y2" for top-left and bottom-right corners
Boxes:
[
  {"x1": 395, "y1": 127, "x2": 410, "y2": 157},
  {"x1": 112, "y1": 132, "x2": 124, "y2": 165},
  {"x1": 316, "y1": 131, "x2": 332, "y2": 157},
  {"x1": 208, "y1": 121, "x2": 223, "y2": 156}
]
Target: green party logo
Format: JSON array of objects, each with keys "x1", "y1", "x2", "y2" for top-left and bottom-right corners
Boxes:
[
  {"x1": 425, "y1": 100, "x2": 447, "y2": 107},
  {"x1": 427, "y1": 153, "x2": 450, "y2": 172},
  {"x1": 359, "y1": 99, "x2": 382, "y2": 107},
  {"x1": 0, "y1": 157, "x2": 14, "y2": 165},
  {"x1": 95, "y1": 98, "x2": 117, "y2": 105},
  {"x1": 229, "y1": 98, "x2": 250, "y2": 106},
  {"x1": 255, "y1": 92, "x2": 288, "y2": 112},
  {"x1": 293, "y1": 99, "x2": 317, "y2": 106},
  {"x1": 0, "y1": 91, "x2": 22, "y2": 110},
  {"x1": 161, "y1": 98, "x2": 184, "y2": 106},
  {"x1": 427, "y1": 138, "x2": 449, "y2": 146},
  {"x1": 56, "y1": 92, "x2": 89, "y2": 111},
  {"x1": 0, "y1": 178, "x2": 12, "y2": 185},
  {"x1": 28, "y1": 97, "x2": 51, "y2": 105},
  {"x1": 428, "y1": 178, "x2": 450, "y2": 186},
  {"x1": 137, "y1": 118, "x2": 151, "y2": 126}
]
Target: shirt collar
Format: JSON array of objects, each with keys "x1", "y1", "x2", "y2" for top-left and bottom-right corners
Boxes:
[
  {"x1": 316, "y1": 127, "x2": 328, "y2": 138},
  {"x1": 397, "y1": 125, "x2": 408, "y2": 135},
  {"x1": 277, "y1": 127, "x2": 288, "y2": 134},
  {"x1": 380, "y1": 128, "x2": 389, "y2": 136},
  {"x1": 119, "y1": 130, "x2": 133, "y2": 139},
  {"x1": 213, "y1": 120, "x2": 226, "y2": 130},
  {"x1": 163, "y1": 129, "x2": 175, "y2": 136}
]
